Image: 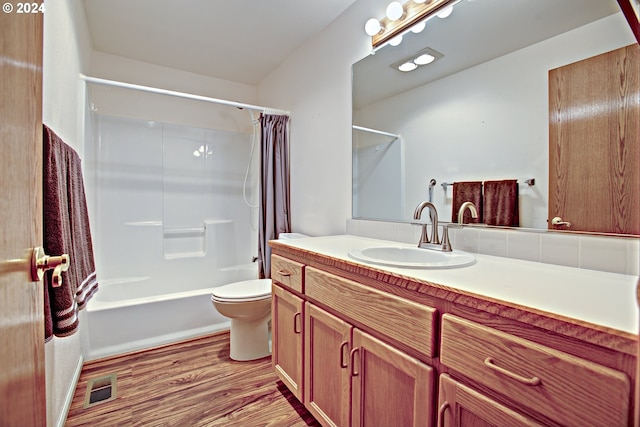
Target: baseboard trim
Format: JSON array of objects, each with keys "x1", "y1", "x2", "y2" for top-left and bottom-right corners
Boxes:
[{"x1": 56, "y1": 354, "x2": 84, "y2": 427}]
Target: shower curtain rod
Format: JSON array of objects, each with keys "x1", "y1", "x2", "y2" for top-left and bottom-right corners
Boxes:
[
  {"x1": 352, "y1": 125, "x2": 400, "y2": 139},
  {"x1": 79, "y1": 74, "x2": 290, "y2": 116}
]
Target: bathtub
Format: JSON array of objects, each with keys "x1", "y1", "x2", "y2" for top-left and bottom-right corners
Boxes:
[{"x1": 82, "y1": 264, "x2": 257, "y2": 360}]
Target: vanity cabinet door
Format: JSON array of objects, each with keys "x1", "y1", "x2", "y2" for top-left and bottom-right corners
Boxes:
[
  {"x1": 351, "y1": 329, "x2": 434, "y2": 427},
  {"x1": 437, "y1": 375, "x2": 545, "y2": 427},
  {"x1": 272, "y1": 284, "x2": 304, "y2": 401},
  {"x1": 304, "y1": 303, "x2": 352, "y2": 427},
  {"x1": 440, "y1": 314, "x2": 630, "y2": 427}
]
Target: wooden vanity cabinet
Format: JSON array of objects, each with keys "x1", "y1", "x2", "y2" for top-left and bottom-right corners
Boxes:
[
  {"x1": 440, "y1": 314, "x2": 630, "y2": 427},
  {"x1": 304, "y1": 303, "x2": 352, "y2": 427},
  {"x1": 271, "y1": 255, "x2": 306, "y2": 401},
  {"x1": 304, "y1": 302, "x2": 435, "y2": 427},
  {"x1": 270, "y1": 250, "x2": 634, "y2": 427},
  {"x1": 437, "y1": 374, "x2": 545, "y2": 427},
  {"x1": 351, "y1": 329, "x2": 434, "y2": 427},
  {"x1": 272, "y1": 284, "x2": 304, "y2": 401}
]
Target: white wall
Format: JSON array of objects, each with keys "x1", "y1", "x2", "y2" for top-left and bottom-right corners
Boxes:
[
  {"x1": 42, "y1": 1, "x2": 91, "y2": 426},
  {"x1": 258, "y1": 0, "x2": 390, "y2": 236}
]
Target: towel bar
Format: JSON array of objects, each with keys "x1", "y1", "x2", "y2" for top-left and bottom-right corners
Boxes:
[{"x1": 441, "y1": 178, "x2": 535, "y2": 189}]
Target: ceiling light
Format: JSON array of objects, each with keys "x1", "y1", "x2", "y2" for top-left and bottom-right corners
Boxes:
[
  {"x1": 437, "y1": 6, "x2": 453, "y2": 18},
  {"x1": 389, "y1": 35, "x2": 403, "y2": 46},
  {"x1": 398, "y1": 62, "x2": 418, "y2": 72},
  {"x1": 414, "y1": 53, "x2": 435, "y2": 65},
  {"x1": 413, "y1": 0, "x2": 427, "y2": 3},
  {"x1": 386, "y1": 2, "x2": 405, "y2": 21},
  {"x1": 390, "y1": 47, "x2": 443, "y2": 73},
  {"x1": 410, "y1": 21, "x2": 426, "y2": 33},
  {"x1": 365, "y1": 18, "x2": 384, "y2": 36}
]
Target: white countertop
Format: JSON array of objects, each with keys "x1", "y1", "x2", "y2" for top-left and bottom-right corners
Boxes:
[{"x1": 275, "y1": 235, "x2": 639, "y2": 335}]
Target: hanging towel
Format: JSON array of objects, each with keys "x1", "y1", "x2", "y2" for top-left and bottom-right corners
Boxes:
[
  {"x1": 483, "y1": 179, "x2": 519, "y2": 226},
  {"x1": 43, "y1": 124, "x2": 99, "y2": 341},
  {"x1": 451, "y1": 181, "x2": 483, "y2": 224}
]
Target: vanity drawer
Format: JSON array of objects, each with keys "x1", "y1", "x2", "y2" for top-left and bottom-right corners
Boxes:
[
  {"x1": 271, "y1": 255, "x2": 304, "y2": 293},
  {"x1": 305, "y1": 266, "x2": 437, "y2": 358},
  {"x1": 440, "y1": 314, "x2": 630, "y2": 427}
]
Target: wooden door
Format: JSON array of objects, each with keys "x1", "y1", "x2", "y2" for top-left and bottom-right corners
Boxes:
[
  {"x1": 351, "y1": 329, "x2": 434, "y2": 427},
  {"x1": 437, "y1": 375, "x2": 544, "y2": 427},
  {"x1": 0, "y1": 9, "x2": 46, "y2": 427},
  {"x1": 304, "y1": 303, "x2": 352, "y2": 427},
  {"x1": 272, "y1": 284, "x2": 304, "y2": 401},
  {"x1": 549, "y1": 44, "x2": 640, "y2": 234}
]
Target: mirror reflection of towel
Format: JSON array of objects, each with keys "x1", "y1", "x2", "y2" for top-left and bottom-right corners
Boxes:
[
  {"x1": 452, "y1": 181, "x2": 483, "y2": 223},
  {"x1": 483, "y1": 180, "x2": 519, "y2": 226}
]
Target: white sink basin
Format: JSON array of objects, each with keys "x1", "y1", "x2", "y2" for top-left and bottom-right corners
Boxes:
[{"x1": 348, "y1": 246, "x2": 476, "y2": 269}]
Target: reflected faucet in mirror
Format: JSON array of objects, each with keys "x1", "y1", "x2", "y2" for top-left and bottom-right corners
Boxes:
[{"x1": 457, "y1": 201, "x2": 478, "y2": 224}]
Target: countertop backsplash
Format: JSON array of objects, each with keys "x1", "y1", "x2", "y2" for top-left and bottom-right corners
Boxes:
[{"x1": 346, "y1": 219, "x2": 640, "y2": 276}]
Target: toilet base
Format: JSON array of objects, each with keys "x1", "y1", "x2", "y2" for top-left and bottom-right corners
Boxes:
[{"x1": 229, "y1": 315, "x2": 271, "y2": 361}]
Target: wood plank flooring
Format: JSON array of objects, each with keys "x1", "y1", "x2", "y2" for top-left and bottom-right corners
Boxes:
[{"x1": 65, "y1": 332, "x2": 320, "y2": 427}]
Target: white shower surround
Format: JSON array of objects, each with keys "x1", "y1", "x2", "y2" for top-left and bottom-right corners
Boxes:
[{"x1": 83, "y1": 112, "x2": 260, "y2": 360}]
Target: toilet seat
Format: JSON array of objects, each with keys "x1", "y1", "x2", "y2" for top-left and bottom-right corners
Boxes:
[{"x1": 211, "y1": 279, "x2": 272, "y2": 303}]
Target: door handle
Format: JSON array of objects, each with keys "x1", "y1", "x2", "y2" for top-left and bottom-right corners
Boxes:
[
  {"x1": 551, "y1": 216, "x2": 571, "y2": 228},
  {"x1": 0, "y1": 247, "x2": 69, "y2": 287}
]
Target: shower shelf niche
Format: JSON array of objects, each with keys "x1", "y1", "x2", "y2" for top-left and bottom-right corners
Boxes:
[{"x1": 162, "y1": 219, "x2": 236, "y2": 259}]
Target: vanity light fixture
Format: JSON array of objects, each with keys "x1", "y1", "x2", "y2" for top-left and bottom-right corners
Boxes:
[
  {"x1": 436, "y1": 5, "x2": 454, "y2": 18},
  {"x1": 365, "y1": 18, "x2": 384, "y2": 36},
  {"x1": 365, "y1": 0, "x2": 461, "y2": 49},
  {"x1": 386, "y1": 1, "x2": 406, "y2": 20},
  {"x1": 389, "y1": 35, "x2": 404, "y2": 46},
  {"x1": 410, "y1": 21, "x2": 426, "y2": 33}
]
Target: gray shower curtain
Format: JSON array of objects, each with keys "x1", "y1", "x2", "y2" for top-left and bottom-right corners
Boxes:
[{"x1": 258, "y1": 114, "x2": 291, "y2": 278}]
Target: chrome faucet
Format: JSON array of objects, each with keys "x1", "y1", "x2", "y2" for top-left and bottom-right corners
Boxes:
[
  {"x1": 413, "y1": 201, "x2": 440, "y2": 249},
  {"x1": 457, "y1": 201, "x2": 479, "y2": 224}
]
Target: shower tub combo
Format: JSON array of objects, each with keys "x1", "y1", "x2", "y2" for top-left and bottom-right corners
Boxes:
[{"x1": 83, "y1": 110, "x2": 261, "y2": 360}]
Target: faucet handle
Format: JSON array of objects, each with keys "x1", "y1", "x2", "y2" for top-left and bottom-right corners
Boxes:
[
  {"x1": 439, "y1": 223, "x2": 461, "y2": 252},
  {"x1": 440, "y1": 226, "x2": 452, "y2": 252}
]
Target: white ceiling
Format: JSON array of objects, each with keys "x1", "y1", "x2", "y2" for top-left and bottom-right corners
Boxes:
[{"x1": 82, "y1": 0, "x2": 356, "y2": 85}]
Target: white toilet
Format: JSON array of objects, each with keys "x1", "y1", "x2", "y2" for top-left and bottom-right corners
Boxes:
[{"x1": 211, "y1": 278, "x2": 272, "y2": 361}]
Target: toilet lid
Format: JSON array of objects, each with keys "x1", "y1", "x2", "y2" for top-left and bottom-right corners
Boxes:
[{"x1": 211, "y1": 278, "x2": 272, "y2": 301}]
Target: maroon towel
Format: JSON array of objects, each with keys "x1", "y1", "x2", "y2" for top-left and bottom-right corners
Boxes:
[
  {"x1": 483, "y1": 180, "x2": 519, "y2": 226},
  {"x1": 43, "y1": 124, "x2": 99, "y2": 341},
  {"x1": 451, "y1": 181, "x2": 483, "y2": 224}
]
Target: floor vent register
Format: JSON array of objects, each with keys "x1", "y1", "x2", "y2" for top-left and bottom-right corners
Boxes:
[{"x1": 83, "y1": 373, "x2": 117, "y2": 408}]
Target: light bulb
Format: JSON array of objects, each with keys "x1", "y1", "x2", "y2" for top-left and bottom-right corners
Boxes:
[
  {"x1": 437, "y1": 6, "x2": 453, "y2": 18},
  {"x1": 386, "y1": 2, "x2": 404, "y2": 21},
  {"x1": 389, "y1": 35, "x2": 403, "y2": 46},
  {"x1": 365, "y1": 18, "x2": 383, "y2": 36},
  {"x1": 398, "y1": 62, "x2": 418, "y2": 72},
  {"x1": 414, "y1": 53, "x2": 435, "y2": 65},
  {"x1": 410, "y1": 21, "x2": 426, "y2": 33}
]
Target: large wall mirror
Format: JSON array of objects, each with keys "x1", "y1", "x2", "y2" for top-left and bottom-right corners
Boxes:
[{"x1": 352, "y1": 0, "x2": 639, "y2": 235}]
